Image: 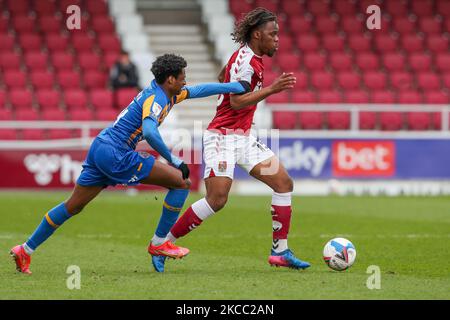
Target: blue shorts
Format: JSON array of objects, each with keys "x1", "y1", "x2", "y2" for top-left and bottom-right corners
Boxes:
[{"x1": 77, "y1": 138, "x2": 155, "y2": 187}]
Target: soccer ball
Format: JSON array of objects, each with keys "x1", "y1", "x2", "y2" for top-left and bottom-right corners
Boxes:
[{"x1": 323, "y1": 238, "x2": 356, "y2": 271}]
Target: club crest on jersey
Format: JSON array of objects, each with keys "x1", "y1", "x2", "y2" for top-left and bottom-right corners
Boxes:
[
  {"x1": 152, "y1": 102, "x2": 163, "y2": 116},
  {"x1": 218, "y1": 161, "x2": 227, "y2": 172}
]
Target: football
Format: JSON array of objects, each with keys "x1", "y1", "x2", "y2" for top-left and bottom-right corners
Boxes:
[{"x1": 323, "y1": 238, "x2": 356, "y2": 271}]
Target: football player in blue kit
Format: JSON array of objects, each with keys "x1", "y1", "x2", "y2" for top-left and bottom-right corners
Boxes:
[{"x1": 10, "y1": 54, "x2": 249, "y2": 274}]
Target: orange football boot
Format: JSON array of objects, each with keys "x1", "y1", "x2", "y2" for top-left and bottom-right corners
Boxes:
[
  {"x1": 148, "y1": 240, "x2": 189, "y2": 259},
  {"x1": 10, "y1": 245, "x2": 32, "y2": 274}
]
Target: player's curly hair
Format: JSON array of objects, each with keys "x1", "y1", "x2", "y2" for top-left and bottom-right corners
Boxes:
[
  {"x1": 151, "y1": 53, "x2": 187, "y2": 84},
  {"x1": 231, "y1": 7, "x2": 277, "y2": 45}
]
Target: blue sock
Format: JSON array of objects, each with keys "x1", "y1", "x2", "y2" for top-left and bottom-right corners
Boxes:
[
  {"x1": 25, "y1": 203, "x2": 72, "y2": 252},
  {"x1": 153, "y1": 189, "x2": 189, "y2": 243}
]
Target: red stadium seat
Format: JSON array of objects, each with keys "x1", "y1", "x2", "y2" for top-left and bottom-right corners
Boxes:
[
  {"x1": 311, "y1": 72, "x2": 334, "y2": 90},
  {"x1": 293, "y1": 71, "x2": 308, "y2": 89},
  {"x1": 411, "y1": 0, "x2": 434, "y2": 16},
  {"x1": 374, "y1": 34, "x2": 398, "y2": 52},
  {"x1": 393, "y1": 17, "x2": 416, "y2": 34},
  {"x1": 19, "y1": 34, "x2": 42, "y2": 52},
  {"x1": 21, "y1": 129, "x2": 46, "y2": 140},
  {"x1": 319, "y1": 91, "x2": 343, "y2": 103},
  {"x1": 417, "y1": 73, "x2": 441, "y2": 90},
  {"x1": 437, "y1": 0, "x2": 450, "y2": 17},
  {"x1": 41, "y1": 109, "x2": 66, "y2": 121},
  {"x1": 345, "y1": 90, "x2": 369, "y2": 103},
  {"x1": 0, "y1": 129, "x2": 17, "y2": 140},
  {"x1": 348, "y1": 35, "x2": 372, "y2": 52},
  {"x1": 419, "y1": 16, "x2": 442, "y2": 34},
  {"x1": 296, "y1": 35, "x2": 319, "y2": 52},
  {"x1": 68, "y1": 109, "x2": 94, "y2": 121},
  {"x1": 72, "y1": 34, "x2": 95, "y2": 52},
  {"x1": 356, "y1": 53, "x2": 379, "y2": 71},
  {"x1": 59, "y1": 0, "x2": 82, "y2": 12},
  {"x1": 427, "y1": 35, "x2": 449, "y2": 53},
  {"x1": 436, "y1": 54, "x2": 450, "y2": 72},
  {"x1": 30, "y1": 71, "x2": 54, "y2": 89},
  {"x1": 277, "y1": 53, "x2": 300, "y2": 71},
  {"x1": 329, "y1": 53, "x2": 353, "y2": 71},
  {"x1": 90, "y1": 89, "x2": 114, "y2": 110},
  {"x1": 380, "y1": 112, "x2": 403, "y2": 131},
  {"x1": 398, "y1": 90, "x2": 423, "y2": 104},
  {"x1": 341, "y1": 16, "x2": 364, "y2": 34},
  {"x1": 371, "y1": 91, "x2": 395, "y2": 103},
  {"x1": 315, "y1": 16, "x2": 338, "y2": 33},
  {"x1": 0, "y1": 109, "x2": 13, "y2": 121},
  {"x1": 91, "y1": 16, "x2": 115, "y2": 33},
  {"x1": 442, "y1": 73, "x2": 450, "y2": 89},
  {"x1": 299, "y1": 112, "x2": 323, "y2": 129},
  {"x1": 96, "y1": 109, "x2": 118, "y2": 122},
  {"x1": 39, "y1": 15, "x2": 63, "y2": 33},
  {"x1": 272, "y1": 111, "x2": 298, "y2": 130},
  {"x1": 364, "y1": 72, "x2": 387, "y2": 90},
  {"x1": 0, "y1": 91, "x2": 6, "y2": 107},
  {"x1": 277, "y1": 34, "x2": 294, "y2": 52},
  {"x1": 116, "y1": 88, "x2": 139, "y2": 108},
  {"x1": 409, "y1": 53, "x2": 432, "y2": 72},
  {"x1": 12, "y1": 15, "x2": 36, "y2": 33},
  {"x1": 291, "y1": 91, "x2": 316, "y2": 103},
  {"x1": 57, "y1": 71, "x2": 81, "y2": 89},
  {"x1": 86, "y1": 0, "x2": 109, "y2": 14},
  {"x1": 401, "y1": 34, "x2": 424, "y2": 52},
  {"x1": 64, "y1": 90, "x2": 88, "y2": 109},
  {"x1": 289, "y1": 16, "x2": 312, "y2": 33},
  {"x1": 255, "y1": 0, "x2": 278, "y2": 13},
  {"x1": 98, "y1": 35, "x2": 122, "y2": 53},
  {"x1": 229, "y1": 0, "x2": 253, "y2": 17},
  {"x1": 15, "y1": 109, "x2": 39, "y2": 121},
  {"x1": 390, "y1": 72, "x2": 414, "y2": 90},
  {"x1": 407, "y1": 112, "x2": 431, "y2": 130},
  {"x1": 322, "y1": 35, "x2": 345, "y2": 52},
  {"x1": 327, "y1": 112, "x2": 350, "y2": 130},
  {"x1": 7, "y1": 0, "x2": 30, "y2": 14},
  {"x1": 51, "y1": 52, "x2": 75, "y2": 71},
  {"x1": 383, "y1": 53, "x2": 406, "y2": 71},
  {"x1": 280, "y1": 0, "x2": 304, "y2": 17},
  {"x1": 0, "y1": 53, "x2": 21, "y2": 70},
  {"x1": 78, "y1": 52, "x2": 102, "y2": 71},
  {"x1": 34, "y1": 0, "x2": 57, "y2": 16},
  {"x1": 303, "y1": 53, "x2": 326, "y2": 71},
  {"x1": 36, "y1": 90, "x2": 61, "y2": 109},
  {"x1": 84, "y1": 71, "x2": 107, "y2": 90},
  {"x1": 386, "y1": 0, "x2": 408, "y2": 17},
  {"x1": 307, "y1": 0, "x2": 329, "y2": 15},
  {"x1": 48, "y1": 129, "x2": 74, "y2": 140},
  {"x1": 359, "y1": 112, "x2": 377, "y2": 130},
  {"x1": 10, "y1": 89, "x2": 33, "y2": 109},
  {"x1": 424, "y1": 91, "x2": 449, "y2": 104},
  {"x1": 45, "y1": 33, "x2": 70, "y2": 52},
  {"x1": 104, "y1": 52, "x2": 120, "y2": 69},
  {"x1": 24, "y1": 52, "x2": 49, "y2": 71},
  {"x1": 334, "y1": 0, "x2": 356, "y2": 16},
  {"x1": 266, "y1": 91, "x2": 290, "y2": 103},
  {"x1": 3, "y1": 71, "x2": 27, "y2": 89},
  {"x1": 0, "y1": 34, "x2": 15, "y2": 51},
  {"x1": 337, "y1": 72, "x2": 360, "y2": 90}
]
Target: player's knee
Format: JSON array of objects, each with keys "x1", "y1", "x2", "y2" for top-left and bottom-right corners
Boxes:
[
  {"x1": 65, "y1": 202, "x2": 85, "y2": 215},
  {"x1": 174, "y1": 179, "x2": 191, "y2": 190},
  {"x1": 206, "y1": 193, "x2": 228, "y2": 212},
  {"x1": 272, "y1": 176, "x2": 293, "y2": 193}
]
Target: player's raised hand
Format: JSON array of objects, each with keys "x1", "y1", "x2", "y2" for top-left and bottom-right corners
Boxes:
[{"x1": 269, "y1": 72, "x2": 296, "y2": 93}]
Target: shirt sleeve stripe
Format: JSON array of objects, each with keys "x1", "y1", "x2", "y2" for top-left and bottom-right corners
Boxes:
[{"x1": 142, "y1": 95, "x2": 155, "y2": 120}]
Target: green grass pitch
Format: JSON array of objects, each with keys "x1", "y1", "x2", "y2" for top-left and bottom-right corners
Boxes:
[{"x1": 0, "y1": 191, "x2": 449, "y2": 300}]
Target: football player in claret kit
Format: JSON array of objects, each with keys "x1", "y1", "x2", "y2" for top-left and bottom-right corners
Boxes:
[
  {"x1": 164, "y1": 8, "x2": 311, "y2": 270},
  {"x1": 10, "y1": 53, "x2": 248, "y2": 274}
]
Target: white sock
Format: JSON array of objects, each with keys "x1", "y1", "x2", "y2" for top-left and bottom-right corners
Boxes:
[
  {"x1": 22, "y1": 243, "x2": 34, "y2": 255},
  {"x1": 271, "y1": 192, "x2": 292, "y2": 253},
  {"x1": 165, "y1": 232, "x2": 177, "y2": 243},
  {"x1": 151, "y1": 235, "x2": 166, "y2": 246},
  {"x1": 191, "y1": 198, "x2": 215, "y2": 220}
]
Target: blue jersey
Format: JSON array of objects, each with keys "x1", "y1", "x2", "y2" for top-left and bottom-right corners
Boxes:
[{"x1": 97, "y1": 80, "x2": 189, "y2": 150}]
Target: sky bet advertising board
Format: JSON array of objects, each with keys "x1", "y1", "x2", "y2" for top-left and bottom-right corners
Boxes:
[{"x1": 235, "y1": 138, "x2": 450, "y2": 180}]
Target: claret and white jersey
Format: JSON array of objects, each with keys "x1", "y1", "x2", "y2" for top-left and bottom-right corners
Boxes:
[{"x1": 204, "y1": 44, "x2": 274, "y2": 179}]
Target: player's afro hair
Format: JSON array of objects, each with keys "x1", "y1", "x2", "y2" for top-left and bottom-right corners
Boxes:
[
  {"x1": 151, "y1": 53, "x2": 187, "y2": 84},
  {"x1": 231, "y1": 7, "x2": 277, "y2": 45}
]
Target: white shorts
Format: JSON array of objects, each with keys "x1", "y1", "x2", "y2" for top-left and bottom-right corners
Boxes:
[{"x1": 203, "y1": 130, "x2": 275, "y2": 179}]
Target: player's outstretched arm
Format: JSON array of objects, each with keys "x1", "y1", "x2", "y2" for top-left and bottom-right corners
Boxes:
[
  {"x1": 142, "y1": 118, "x2": 189, "y2": 179},
  {"x1": 230, "y1": 72, "x2": 296, "y2": 110},
  {"x1": 185, "y1": 81, "x2": 249, "y2": 99}
]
